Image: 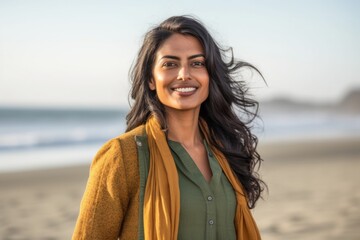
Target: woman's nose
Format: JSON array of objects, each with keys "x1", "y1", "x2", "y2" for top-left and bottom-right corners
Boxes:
[{"x1": 177, "y1": 65, "x2": 191, "y2": 80}]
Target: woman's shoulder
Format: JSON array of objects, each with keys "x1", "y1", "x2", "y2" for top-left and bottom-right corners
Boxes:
[
  {"x1": 88, "y1": 125, "x2": 146, "y2": 197},
  {"x1": 93, "y1": 124, "x2": 146, "y2": 162},
  {"x1": 117, "y1": 124, "x2": 146, "y2": 142}
]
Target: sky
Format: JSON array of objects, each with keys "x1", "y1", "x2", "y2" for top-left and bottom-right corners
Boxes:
[{"x1": 1, "y1": 0, "x2": 359, "y2": 109}]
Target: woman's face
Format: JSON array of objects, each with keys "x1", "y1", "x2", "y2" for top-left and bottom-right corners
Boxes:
[{"x1": 150, "y1": 33, "x2": 209, "y2": 114}]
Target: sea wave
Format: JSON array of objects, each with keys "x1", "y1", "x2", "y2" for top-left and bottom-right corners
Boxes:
[
  {"x1": 0, "y1": 108, "x2": 126, "y2": 151},
  {"x1": 0, "y1": 130, "x2": 112, "y2": 151}
]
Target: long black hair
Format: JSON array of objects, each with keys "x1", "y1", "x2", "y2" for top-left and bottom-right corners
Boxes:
[{"x1": 126, "y1": 15, "x2": 265, "y2": 208}]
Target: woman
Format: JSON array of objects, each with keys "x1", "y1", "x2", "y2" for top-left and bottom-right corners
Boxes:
[{"x1": 73, "y1": 15, "x2": 265, "y2": 240}]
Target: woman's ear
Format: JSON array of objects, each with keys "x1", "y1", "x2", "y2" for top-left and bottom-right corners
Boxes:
[{"x1": 149, "y1": 79, "x2": 156, "y2": 90}]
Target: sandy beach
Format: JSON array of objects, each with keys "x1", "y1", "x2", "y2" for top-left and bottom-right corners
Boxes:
[{"x1": 1, "y1": 137, "x2": 359, "y2": 239}]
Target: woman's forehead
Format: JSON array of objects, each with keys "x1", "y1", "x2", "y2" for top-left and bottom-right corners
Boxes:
[{"x1": 155, "y1": 33, "x2": 204, "y2": 59}]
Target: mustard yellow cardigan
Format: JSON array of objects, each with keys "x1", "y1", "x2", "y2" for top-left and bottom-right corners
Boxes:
[{"x1": 73, "y1": 125, "x2": 144, "y2": 239}]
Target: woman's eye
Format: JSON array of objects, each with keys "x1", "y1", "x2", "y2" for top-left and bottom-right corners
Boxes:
[
  {"x1": 162, "y1": 62, "x2": 177, "y2": 68},
  {"x1": 192, "y1": 61, "x2": 205, "y2": 67}
]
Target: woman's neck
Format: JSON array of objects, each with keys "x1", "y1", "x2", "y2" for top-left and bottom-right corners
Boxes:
[{"x1": 165, "y1": 108, "x2": 202, "y2": 148}]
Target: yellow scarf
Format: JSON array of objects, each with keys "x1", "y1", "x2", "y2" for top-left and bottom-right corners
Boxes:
[{"x1": 144, "y1": 116, "x2": 261, "y2": 240}]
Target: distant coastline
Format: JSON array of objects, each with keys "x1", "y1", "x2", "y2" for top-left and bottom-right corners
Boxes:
[{"x1": 260, "y1": 88, "x2": 360, "y2": 114}]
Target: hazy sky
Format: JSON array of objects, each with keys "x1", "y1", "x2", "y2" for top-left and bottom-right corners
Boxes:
[{"x1": 1, "y1": 0, "x2": 359, "y2": 108}]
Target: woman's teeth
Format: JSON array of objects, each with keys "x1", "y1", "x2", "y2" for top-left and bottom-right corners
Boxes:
[{"x1": 173, "y1": 87, "x2": 196, "y2": 92}]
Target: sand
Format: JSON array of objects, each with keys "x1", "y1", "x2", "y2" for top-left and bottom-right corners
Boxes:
[
  {"x1": 254, "y1": 137, "x2": 360, "y2": 240},
  {"x1": 1, "y1": 137, "x2": 360, "y2": 239}
]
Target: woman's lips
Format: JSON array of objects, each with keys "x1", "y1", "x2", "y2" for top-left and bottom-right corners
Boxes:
[
  {"x1": 173, "y1": 87, "x2": 197, "y2": 93},
  {"x1": 172, "y1": 87, "x2": 197, "y2": 96}
]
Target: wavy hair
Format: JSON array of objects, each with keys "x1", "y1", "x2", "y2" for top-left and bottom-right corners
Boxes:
[{"x1": 126, "y1": 15, "x2": 266, "y2": 208}]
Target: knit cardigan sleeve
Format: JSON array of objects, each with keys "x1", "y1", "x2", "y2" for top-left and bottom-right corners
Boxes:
[{"x1": 72, "y1": 137, "x2": 135, "y2": 239}]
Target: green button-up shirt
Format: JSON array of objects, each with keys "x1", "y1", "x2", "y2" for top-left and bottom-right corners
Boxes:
[
  {"x1": 137, "y1": 136, "x2": 237, "y2": 240},
  {"x1": 169, "y1": 140, "x2": 237, "y2": 240}
]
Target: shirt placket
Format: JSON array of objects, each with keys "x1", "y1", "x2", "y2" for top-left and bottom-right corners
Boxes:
[{"x1": 205, "y1": 148, "x2": 222, "y2": 240}]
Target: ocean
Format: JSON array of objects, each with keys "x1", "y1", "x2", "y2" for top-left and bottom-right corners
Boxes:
[{"x1": 0, "y1": 107, "x2": 359, "y2": 172}]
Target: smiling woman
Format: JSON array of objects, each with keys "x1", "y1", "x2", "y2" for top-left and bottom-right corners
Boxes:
[
  {"x1": 150, "y1": 34, "x2": 209, "y2": 113},
  {"x1": 73, "y1": 15, "x2": 265, "y2": 240}
]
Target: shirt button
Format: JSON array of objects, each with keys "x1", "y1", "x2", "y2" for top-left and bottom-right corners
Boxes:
[
  {"x1": 136, "y1": 141, "x2": 142, "y2": 147},
  {"x1": 209, "y1": 219, "x2": 214, "y2": 225},
  {"x1": 207, "y1": 196, "x2": 213, "y2": 201},
  {"x1": 208, "y1": 152, "x2": 213, "y2": 157}
]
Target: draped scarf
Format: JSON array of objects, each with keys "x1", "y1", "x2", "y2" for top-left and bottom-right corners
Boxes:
[{"x1": 144, "y1": 115, "x2": 261, "y2": 240}]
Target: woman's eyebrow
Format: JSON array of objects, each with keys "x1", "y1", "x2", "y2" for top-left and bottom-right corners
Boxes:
[
  {"x1": 160, "y1": 54, "x2": 205, "y2": 60},
  {"x1": 188, "y1": 54, "x2": 205, "y2": 60}
]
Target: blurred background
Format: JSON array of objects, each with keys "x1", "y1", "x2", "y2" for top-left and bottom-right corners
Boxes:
[{"x1": 0, "y1": 0, "x2": 359, "y2": 239}]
